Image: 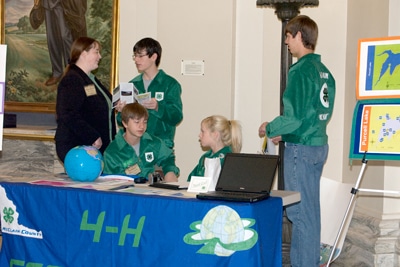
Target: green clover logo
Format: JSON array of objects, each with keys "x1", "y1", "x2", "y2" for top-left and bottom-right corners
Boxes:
[
  {"x1": 3, "y1": 207, "x2": 15, "y2": 224},
  {"x1": 145, "y1": 152, "x2": 154, "y2": 162}
]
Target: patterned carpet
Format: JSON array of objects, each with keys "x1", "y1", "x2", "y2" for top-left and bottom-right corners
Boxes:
[{"x1": 0, "y1": 139, "x2": 56, "y2": 180}]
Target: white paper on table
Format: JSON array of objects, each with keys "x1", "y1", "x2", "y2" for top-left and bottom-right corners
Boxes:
[
  {"x1": 204, "y1": 157, "x2": 221, "y2": 191},
  {"x1": 187, "y1": 176, "x2": 212, "y2": 193}
]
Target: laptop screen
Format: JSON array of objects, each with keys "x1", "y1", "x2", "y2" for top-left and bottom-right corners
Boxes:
[{"x1": 215, "y1": 153, "x2": 279, "y2": 193}]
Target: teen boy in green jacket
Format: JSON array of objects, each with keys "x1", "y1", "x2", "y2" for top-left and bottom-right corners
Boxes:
[
  {"x1": 103, "y1": 103, "x2": 179, "y2": 182},
  {"x1": 129, "y1": 37, "x2": 183, "y2": 150},
  {"x1": 259, "y1": 15, "x2": 335, "y2": 267}
]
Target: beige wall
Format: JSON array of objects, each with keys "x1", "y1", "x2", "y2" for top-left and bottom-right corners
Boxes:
[
  {"x1": 119, "y1": 0, "x2": 400, "y2": 218},
  {"x1": 120, "y1": 0, "x2": 235, "y2": 179},
  {"x1": 383, "y1": 0, "x2": 400, "y2": 217},
  {"x1": 157, "y1": 0, "x2": 236, "y2": 178}
]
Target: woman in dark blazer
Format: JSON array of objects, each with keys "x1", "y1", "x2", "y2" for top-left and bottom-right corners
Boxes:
[{"x1": 55, "y1": 37, "x2": 116, "y2": 163}]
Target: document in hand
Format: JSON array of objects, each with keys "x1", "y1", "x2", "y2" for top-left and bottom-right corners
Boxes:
[
  {"x1": 112, "y1": 82, "x2": 151, "y2": 107},
  {"x1": 135, "y1": 92, "x2": 151, "y2": 104},
  {"x1": 112, "y1": 82, "x2": 138, "y2": 107}
]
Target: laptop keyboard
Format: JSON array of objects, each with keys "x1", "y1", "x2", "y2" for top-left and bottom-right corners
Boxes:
[{"x1": 215, "y1": 191, "x2": 266, "y2": 197}]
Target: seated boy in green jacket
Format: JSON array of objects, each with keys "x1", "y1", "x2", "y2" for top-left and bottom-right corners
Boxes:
[{"x1": 103, "y1": 102, "x2": 179, "y2": 182}]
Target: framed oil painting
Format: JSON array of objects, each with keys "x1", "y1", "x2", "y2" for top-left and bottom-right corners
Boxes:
[
  {"x1": 0, "y1": 0, "x2": 119, "y2": 113},
  {"x1": 356, "y1": 36, "x2": 400, "y2": 100}
]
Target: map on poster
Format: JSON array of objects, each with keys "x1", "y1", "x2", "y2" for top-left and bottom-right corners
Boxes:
[
  {"x1": 357, "y1": 36, "x2": 400, "y2": 99},
  {"x1": 349, "y1": 100, "x2": 400, "y2": 160},
  {"x1": 365, "y1": 44, "x2": 400, "y2": 91}
]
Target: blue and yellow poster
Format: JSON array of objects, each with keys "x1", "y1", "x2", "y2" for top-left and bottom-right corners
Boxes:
[{"x1": 349, "y1": 99, "x2": 400, "y2": 161}]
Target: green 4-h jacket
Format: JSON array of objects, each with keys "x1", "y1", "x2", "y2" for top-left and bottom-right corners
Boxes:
[
  {"x1": 129, "y1": 69, "x2": 183, "y2": 149},
  {"x1": 266, "y1": 53, "x2": 336, "y2": 146},
  {"x1": 103, "y1": 129, "x2": 180, "y2": 178},
  {"x1": 187, "y1": 146, "x2": 232, "y2": 181}
]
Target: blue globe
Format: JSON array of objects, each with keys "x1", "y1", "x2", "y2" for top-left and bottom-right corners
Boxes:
[{"x1": 64, "y1": 146, "x2": 104, "y2": 182}]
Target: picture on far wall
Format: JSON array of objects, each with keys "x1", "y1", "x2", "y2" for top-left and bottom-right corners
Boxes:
[
  {"x1": 356, "y1": 36, "x2": 400, "y2": 100},
  {"x1": 1, "y1": 0, "x2": 118, "y2": 113}
]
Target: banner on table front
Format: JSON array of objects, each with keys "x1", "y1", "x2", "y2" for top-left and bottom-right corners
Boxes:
[{"x1": 0, "y1": 183, "x2": 282, "y2": 267}]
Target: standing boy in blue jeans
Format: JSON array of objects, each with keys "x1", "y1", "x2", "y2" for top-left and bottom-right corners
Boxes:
[{"x1": 259, "y1": 15, "x2": 336, "y2": 267}]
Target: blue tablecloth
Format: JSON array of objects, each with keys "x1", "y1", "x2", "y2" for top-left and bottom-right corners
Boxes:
[{"x1": 0, "y1": 182, "x2": 282, "y2": 266}]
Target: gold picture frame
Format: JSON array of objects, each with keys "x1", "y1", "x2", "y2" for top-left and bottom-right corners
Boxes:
[{"x1": 0, "y1": 0, "x2": 119, "y2": 113}]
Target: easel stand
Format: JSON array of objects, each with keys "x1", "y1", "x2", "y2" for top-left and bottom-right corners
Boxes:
[{"x1": 326, "y1": 154, "x2": 400, "y2": 266}]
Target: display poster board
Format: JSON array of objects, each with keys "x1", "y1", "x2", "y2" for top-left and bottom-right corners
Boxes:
[
  {"x1": 344, "y1": 36, "x2": 400, "y2": 267},
  {"x1": 349, "y1": 99, "x2": 400, "y2": 161},
  {"x1": 0, "y1": 45, "x2": 7, "y2": 151},
  {"x1": 356, "y1": 36, "x2": 400, "y2": 100}
]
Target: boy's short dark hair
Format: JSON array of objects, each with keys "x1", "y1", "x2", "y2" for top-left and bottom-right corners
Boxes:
[
  {"x1": 121, "y1": 102, "x2": 149, "y2": 124},
  {"x1": 285, "y1": 15, "x2": 318, "y2": 51},
  {"x1": 133, "y1": 37, "x2": 162, "y2": 67}
]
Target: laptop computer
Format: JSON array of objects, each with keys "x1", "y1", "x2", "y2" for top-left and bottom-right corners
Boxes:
[
  {"x1": 196, "y1": 153, "x2": 279, "y2": 202},
  {"x1": 149, "y1": 181, "x2": 189, "y2": 190}
]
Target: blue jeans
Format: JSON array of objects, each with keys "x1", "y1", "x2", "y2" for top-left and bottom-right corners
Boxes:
[{"x1": 284, "y1": 142, "x2": 328, "y2": 267}]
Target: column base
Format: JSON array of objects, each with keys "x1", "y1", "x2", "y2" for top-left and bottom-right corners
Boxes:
[{"x1": 333, "y1": 209, "x2": 400, "y2": 266}]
